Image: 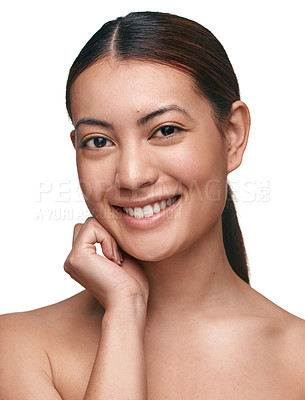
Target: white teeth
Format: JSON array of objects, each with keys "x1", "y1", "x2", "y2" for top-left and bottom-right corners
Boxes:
[
  {"x1": 166, "y1": 198, "x2": 173, "y2": 207},
  {"x1": 122, "y1": 207, "x2": 134, "y2": 216},
  {"x1": 122, "y1": 196, "x2": 178, "y2": 219},
  {"x1": 134, "y1": 207, "x2": 144, "y2": 219},
  {"x1": 153, "y1": 202, "x2": 160, "y2": 214},
  {"x1": 127, "y1": 207, "x2": 134, "y2": 217},
  {"x1": 160, "y1": 200, "x2": 166, "y2": 210},
  {"x1": 143, "y1": 205, "x2": 154, "y2": 217}
]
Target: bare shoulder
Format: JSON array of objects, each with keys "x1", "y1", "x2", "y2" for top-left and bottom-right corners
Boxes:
[
  {"x1": 249, "y1": 285, "x2": 305, "y2": 331},
  {"x1": 0, "y1": 302, "x2": 61, "y2": 399},
  {"x1": 0, "y1": 291, "x2": 103, "y2": 400},
  {"x1": 0, "y1": 290, "x2": 103, "y2": 340},
  {"x1": 245, "y1": 284, "x2": 305, "y2": 336},
  {"x1": 273, "y1": 308, "x2": 305, "y2": 366},
  {"x1": 269, "y1": 307, "x2": 305, "y2": 390},
  {"x1": 245, "y1": 284, "x2": 305, "y2": 378}
]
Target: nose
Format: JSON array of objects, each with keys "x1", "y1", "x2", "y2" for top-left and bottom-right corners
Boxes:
[{"x1": 115, "y1": 145, "x2": 159, "y2": 190}]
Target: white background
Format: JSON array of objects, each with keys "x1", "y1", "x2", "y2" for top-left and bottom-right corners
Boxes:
[{"x1": 1, "y1": 0, "x2": 304, "y2": 316}]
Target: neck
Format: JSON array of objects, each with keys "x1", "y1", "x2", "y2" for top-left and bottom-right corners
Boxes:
[{"x1": 140, "y1": 220, "x2": 243, "y2": 322}]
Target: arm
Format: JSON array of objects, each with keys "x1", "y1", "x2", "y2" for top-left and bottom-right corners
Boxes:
[
  {"x1": 1, "y1": 218, "x2": 148, "y2": 399},
  {"x1": 0, "y1": 313, "x2": 63, "y2": 400},
  {"x1": 64, "y1": 218, "x2": 149, "y2": 399},
  {"x1": 84, "y1": 303, "x2": 147, "y2": 399}
]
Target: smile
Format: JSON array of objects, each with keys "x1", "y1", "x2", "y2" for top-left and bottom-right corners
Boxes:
[{"x1": 121, "y1": 196, "x2": 179, "y2": 219}]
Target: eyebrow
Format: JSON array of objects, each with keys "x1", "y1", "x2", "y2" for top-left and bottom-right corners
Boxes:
[
  {"x1": 136, "y1": 105, "x2": 193, "y2": 126},
  {"x1": 74, "y1": 118, "x2": 113, "y2": 130},
  {"x1": 74, "y1": 105, "x2": 193, "y2": 130}
]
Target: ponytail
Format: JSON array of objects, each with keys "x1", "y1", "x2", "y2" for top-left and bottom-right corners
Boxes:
[{"x1": 222, "y1": 184, "x2": 250, "y2": 284}]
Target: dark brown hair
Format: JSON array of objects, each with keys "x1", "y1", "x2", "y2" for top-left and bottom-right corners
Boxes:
[{"x1": 66, "y1": 11, "x2": 250, "y2": 283}]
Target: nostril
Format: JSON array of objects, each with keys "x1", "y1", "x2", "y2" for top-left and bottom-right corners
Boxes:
[
  {"x1": 115, "y1": 172, "x2": 158, "y2": 190},
  {"x1": 138, "y1": 181, "x2": 153, "y2": 189},
  {"x1": 115, "y1": 152, "x2": 159, "y2": 190}
]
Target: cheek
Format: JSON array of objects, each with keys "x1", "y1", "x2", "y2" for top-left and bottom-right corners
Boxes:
[
  {"x1": 76, "y1": 158, "x2": 114, "y2": 203},
  {"x1": 161, "y1": 143, "x2": 228, "y2": 238},
  {"x1": 163, "y1": 144, "x2": 227, "y2": 200}
]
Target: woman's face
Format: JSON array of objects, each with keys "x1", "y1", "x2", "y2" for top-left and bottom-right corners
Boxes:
[{"x1": 70, "y1": 60, "x2": 230, "y2": 261}]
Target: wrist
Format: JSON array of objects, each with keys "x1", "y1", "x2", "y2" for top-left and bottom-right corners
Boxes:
[
  {"x1": 103, "y1": 298, "x2": 147, "y2": 329},
  {"x1": 107, "y1": 293, "x2": 147, "y2": 313}
]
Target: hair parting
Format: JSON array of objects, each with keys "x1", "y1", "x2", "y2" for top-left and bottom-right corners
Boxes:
[{"x1": 66, "y1": 11, "x2": 250, "y2": 283}]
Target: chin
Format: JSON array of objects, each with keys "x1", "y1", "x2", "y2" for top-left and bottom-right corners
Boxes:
[{"x1": 119, "y1": 241, "x2": 177, "y2": 263}]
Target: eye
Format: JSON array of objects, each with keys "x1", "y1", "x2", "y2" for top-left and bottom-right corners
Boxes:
[
  {"x1": 80, "y1": 136, "x2": 113, "y2": 149},
  {"x1": 152, "y1": 125, "x2": 184, "y2": 138}
]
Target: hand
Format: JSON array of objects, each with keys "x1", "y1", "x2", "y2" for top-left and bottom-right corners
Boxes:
[{"x1": 64, "y1": 217, "x2": 149, "y2": 310}]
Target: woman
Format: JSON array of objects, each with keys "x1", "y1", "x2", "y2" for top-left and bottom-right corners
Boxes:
[{"x1": 1, "y1": 11, "x2": 304, "y2": 399}]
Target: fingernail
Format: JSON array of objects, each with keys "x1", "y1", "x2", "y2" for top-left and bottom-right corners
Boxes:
[
  {"x1": 118, "y1": 250, "x2": 123, "y2": 264},
  {"x1": 116, "y1": 250, "x2": 122, "y2": 265},
  {"x1": 111, "y1": 243, "x2": 116, "y2": 261}
]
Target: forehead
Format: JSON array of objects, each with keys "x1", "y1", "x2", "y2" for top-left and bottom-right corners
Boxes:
[{"x1": 70, "y1": 59, "x2": 210, "y2": 123}]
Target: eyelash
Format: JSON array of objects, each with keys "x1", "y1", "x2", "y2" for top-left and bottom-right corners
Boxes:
[
  {"x1": 79, "y1": 136, "x2": 112, "y2": 149},
  {"x1": 151, "y1": 125, "x2": 184, "y2": 139},
  {"x1": 79, "y1": 125, "x2": 185, "y2": 149}
]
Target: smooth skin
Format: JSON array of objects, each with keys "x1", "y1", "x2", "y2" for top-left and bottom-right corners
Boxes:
[{"x1": 1, "y1": 60, "x2": 305, "y2": 399}]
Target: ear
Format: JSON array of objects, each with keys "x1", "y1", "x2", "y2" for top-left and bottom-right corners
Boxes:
[
  {"x1": 70, "y1": 130, "x2": 76, "y2": 149},
  {"x1": 225, "y1": 101, "x2": 250, "y2": 174}
]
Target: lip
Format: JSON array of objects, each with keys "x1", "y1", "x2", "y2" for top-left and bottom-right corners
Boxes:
[
  {"x1": 112, "y1": 194, "x2": 180, "y2": 209},
  {"x1": 112, "y1": 195, "x2": 181, "y2": 229}
]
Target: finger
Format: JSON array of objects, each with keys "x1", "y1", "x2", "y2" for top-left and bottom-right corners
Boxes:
[
  {"x1": 63, "y1": 258, "x2": 89, "y2": 290},
  {"x1": 110, "y1": 241, "x2": 123, "y2": 265},
  {"x1": 72, "y1": 223, "x2": 83, "y2": 245},
  {"x1": 74, "y1": 217, "x2": 115, "y2": 262},
  {"x1": 87, "y1": 218, "x2": 122, "y2": 265},
  {"x1": 116, "y1": 245, "x2": 124, "y2": 264},
  {"x1": 119, "y1": 255, "x2": 149, "y2": 290},
  {"x1": 96, "y1": 238, "x2": 121, "y2": 265}
]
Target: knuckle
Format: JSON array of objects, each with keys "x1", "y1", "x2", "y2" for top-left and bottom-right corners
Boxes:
[
  {"x1": 73, "y1": 224, "x2": 83, "y2": 240},
  {"x1": 85, "y1": 217, "x2": 95, "y2": 226},
  {"x1": 86, "y1": 217, "x2": 104, "y2": 231},
  {"x1": 81, "y1": 217, "x2": 99, "y2": 233},
  {"x1": 63, "y1": 259, "x2": 71, "y2": 273},
  {"x1": 86, "y1": 217, "x2": 109, "y2": 237},
  {"x1": 67, "y1": 252, "x2": 79, "y2": 268},
  {"x1": 64, "y1": 249, "x2": 86, "y2": 278},
  {"x1": 73, "y1": 223, "x2": 83, "y2": 231}
]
